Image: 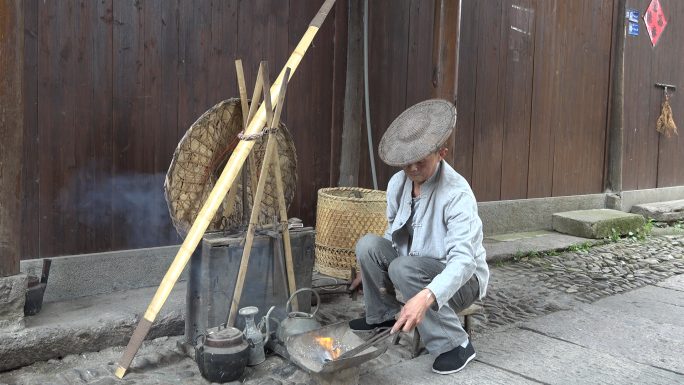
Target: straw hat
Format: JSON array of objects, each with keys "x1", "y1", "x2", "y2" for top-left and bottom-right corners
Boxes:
[{"x1": 378, "y1": 99, "x2": 457, "y2": 167}]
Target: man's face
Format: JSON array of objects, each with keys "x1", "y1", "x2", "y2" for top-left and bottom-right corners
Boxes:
[{"x1": 402, "y1": 148, "x2": 448, "y2": 185}]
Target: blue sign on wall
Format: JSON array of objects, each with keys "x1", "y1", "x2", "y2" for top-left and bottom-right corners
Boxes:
[
  {"x1": 629, "y1": 22, "x2": 639, "y2": 36},
  {"x1": 626, "y1": 9, "x2": 639, "y2": 23}
]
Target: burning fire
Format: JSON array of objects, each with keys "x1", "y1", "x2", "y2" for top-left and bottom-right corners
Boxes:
[{"x1": 314, "y1": 337, "x2": 341, "y2": 360}]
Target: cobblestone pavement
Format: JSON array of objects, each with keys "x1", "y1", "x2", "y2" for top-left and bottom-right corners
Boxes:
[{"x1": 1, "y1": 234, "x2": 683, "y2": 385}]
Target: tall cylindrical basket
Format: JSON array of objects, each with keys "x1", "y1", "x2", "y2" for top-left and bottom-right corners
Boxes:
[{"x1": 315, "y1": 187, "x2": 388, "y2": 279}]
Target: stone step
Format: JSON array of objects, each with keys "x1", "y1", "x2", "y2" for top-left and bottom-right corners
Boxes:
[
  {"x1": 631, "y1": 199, "x2": 684, "y2": 222},
  {"x1": 552, "y1": 209, "x2": 645, "y2": 239}
]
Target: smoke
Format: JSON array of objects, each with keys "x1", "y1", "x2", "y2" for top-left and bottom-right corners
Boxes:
[{"x1": 62, "y1": 168, "x2": 182, "y2": 251}]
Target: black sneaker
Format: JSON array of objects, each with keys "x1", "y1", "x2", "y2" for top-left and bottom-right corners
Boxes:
[
  {"x1": 348, "y1": 318, "x2": 396, "y2": 332},
  {"x1": 432, "y1": 340, "x2": 476, "y2": 374}
]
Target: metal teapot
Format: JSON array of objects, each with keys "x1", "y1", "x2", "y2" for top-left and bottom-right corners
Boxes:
[
  {"x1": 195, "y1": 324, "x2": 251, "y2": 383},
  {"x1": 275, "y1": 288, "x2": 322, "y2": 346}
]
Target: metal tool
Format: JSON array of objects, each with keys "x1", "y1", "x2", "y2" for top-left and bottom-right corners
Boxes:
[{"x1": 286, "y1": 321, "x2": 386, "y2": 385}]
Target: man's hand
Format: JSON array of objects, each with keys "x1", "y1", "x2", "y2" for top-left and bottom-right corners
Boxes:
[
  {"x1": 391, "y1": 288, "x2": 435, "y2": 334},
  {"x1": 348, "y1": 270, "x2": 363, "y2": 294}
]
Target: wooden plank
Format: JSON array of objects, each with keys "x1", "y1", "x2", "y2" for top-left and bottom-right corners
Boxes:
[
  {"x1": 431, "y1": 0, "x2": 461, "y2": 168},
  {"x1": 328, "y1": 0, "x2": 348, "y2": 187},
  {"x1": 621, "y1": 0, "x2": 643, "y2": 191},
  {"x1": 22, "y1": 0, "x2": 39, "y2": 260},
  {"x1": 0, "y1": 0, "x2": 24, "y2": 274},
  {"x1": 551, "y1": 0, "x2": 581, "y2": 197},
  {"x1": 629, "y1": 0, "x2": 657, "y2": 190},
  {"x1": 159, "y1": 0, "x2": 181, "y2": 245},
  {"x1": 527, "y1": 0, "x2": 561, "y2": 198},
  {"x1": 337, "y1": 0, "x2": 364, "y2": 187},
  {"x1": 208, "y1": 0, "x2": 235, "y2": 107},
  {"x1": 74, "y1": 0, "x2": 96, "y2": 254},
  {"x1": 454, "y1": 0, "x2": 478, "y2": 184},
  {"x1": 585, "y1": 0, "x2": 613, "y2": 193},
  {"x1": 500, "y1": 0, "x2": 535, "y2": 200},
  {"x1": 287, "y1": 0, "x2": 336, "y2": 226},
  {"x1": 58, "y1": 0, "x2": 77, "y2": 256},
  {"x1": 471, "y1": 0, "x2": 506, "y2": 202},
  {"x1": 143, "y1": 0, "x2": 170, "y2": 248},
  {"x1": 655, "y1": 0, "x2": 684, "y2": 187},
  {"x1": 112, "y1": 0, "x2": 145, "y2": 250},
  {"x1": 37, "y1": 0, "x2": 61, "y2": 258},
  {"x1": 405, "y1": 0, "x2": 434, "y2": 107},
  {"x1": 91, "y1": 0, "x2": 114, "y2": 253},
  {"x1": 604, "y1": 0, "x2": 623, "y2": 192}
]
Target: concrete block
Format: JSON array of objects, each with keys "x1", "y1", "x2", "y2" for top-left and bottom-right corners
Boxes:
[
  {"x1": 483, "y1": 231, "x2": 602, "y2": 263},
  {"x1": 478, "y1": 194, "x2": 606, "y2": 236},
  {"x1": 621, "y1": 185, "x2": 684, "y2": 212},
  {"x1": 0, "y1": 282, "x2": 186, "y2": 372},
  {"x1": 552, "y1": 209, "x2": 645, "y2": 239},
  {"x1": 20, "y1": 245, "x2": 184, "y2": 303},
  {"x1": 631, "y1": 199, "x2": 684, "y2": 222},
  {"x1": 0, "y1": 273, "x2": 27, "y2": 332}
]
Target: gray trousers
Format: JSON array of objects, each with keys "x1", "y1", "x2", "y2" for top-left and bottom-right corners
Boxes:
[{"x1": 356, "y1": 234, "x2": 479, "y2": 355}]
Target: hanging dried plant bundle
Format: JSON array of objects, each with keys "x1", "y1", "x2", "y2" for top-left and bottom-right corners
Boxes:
[{"x1": 657, "y1": 98, "x2": 677, "y2": 139}]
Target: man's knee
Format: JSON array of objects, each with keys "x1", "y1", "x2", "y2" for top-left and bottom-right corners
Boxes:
[
  {"x1": 388, "y1": 256, "x2": 421, "y2": 284},
  {"x1": 355, "y1": 234, "x2": 385, "y2": 263}
]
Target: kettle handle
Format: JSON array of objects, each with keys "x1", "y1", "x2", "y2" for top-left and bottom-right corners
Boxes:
[
  {"x1": 194, "y1": 334, "x2": 206, "y2": 352},
  {"x1": 285, "y1": 288, "x2": 320, "y2": 317},
  {"x1": 262, "y1": 306, "x2": 276, "y2": 344}
]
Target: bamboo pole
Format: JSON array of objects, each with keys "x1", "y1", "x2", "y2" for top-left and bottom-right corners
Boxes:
[
  {"x1": 273, "y1": 136, "x2": 299, "y2": 311},
  {"x1": 235, "y1": 60, "x2": 260, "y2": 198},
  {"x1": 115, "y1": 0, "x2": 336, "y2": 377}
]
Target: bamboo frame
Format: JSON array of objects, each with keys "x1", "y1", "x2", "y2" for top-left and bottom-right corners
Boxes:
[
  {"x1": 226, "y1": 63, "x2": 292, "y2": 326},
  {"x1": 115, "y1": 0, "x2": 336, "y2": 377}
]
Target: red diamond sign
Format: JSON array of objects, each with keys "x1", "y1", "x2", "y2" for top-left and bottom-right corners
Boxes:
[{"x1": 643, "y1": 0, "x2": 667, "y2": 46}]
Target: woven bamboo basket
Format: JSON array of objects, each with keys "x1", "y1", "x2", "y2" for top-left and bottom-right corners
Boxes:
[
  {"x1": 315, "y1": 187, "x2": 388, "y2": 279},
  {"x1": 164, "y1": 98, "x2": 297, "y2": 237}
]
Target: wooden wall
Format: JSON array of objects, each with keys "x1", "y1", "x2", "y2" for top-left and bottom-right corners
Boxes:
[
  {"x1": 22, "y1": 0, "x2": 342, "y2": 259},
  {"x1": 447, "y1": 0, "x2": 614, "y2": 202},
  {"x1": 353, "y1": 0, "x2": 616, "y2": 202},
  {"x1": 623, "y1": 0, "x2": 684, "y2": 190},
  {"x1": 22, "y1": 0, "x2": 684, "y2": 260}
]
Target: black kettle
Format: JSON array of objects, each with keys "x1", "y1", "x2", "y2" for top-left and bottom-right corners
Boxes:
[{"x1": 195, "y1": 324, "x2": 251, "y2": 383}]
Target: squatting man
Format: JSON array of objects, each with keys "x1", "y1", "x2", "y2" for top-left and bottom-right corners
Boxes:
[{"x1": 348, "y1": 99, "x2": 489, "y2": 374}]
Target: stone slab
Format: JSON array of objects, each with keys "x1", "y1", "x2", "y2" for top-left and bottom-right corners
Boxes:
[
  {"x1": 523, "y1": 291, "x2": 684, "y2": 374},
  {"x1": 657, "y1": 274, "x2": 684, "y2": 292},
  {"x1": 552, "y1": 209, "x2": 645, "y2": 239},
  {"x1": 0, "y1": 281, "x2": 186, "y2": 372},
  {"x1": 616, "y1": 284, "x2": 684, "y2": 309},
  {"x1": 20, "y1": 245, "x2": 185, "y2": 303},
  {"x1": 478, "y1": 193, "x2": 607, "y2": 236},
  {"x1": 0, "y1": 273, "x2": 27, "y2": 333},
  {"x1": 586, "y1": 286, "x2": 684, "y2": 326},
  {"x1": 622, "y1": 185, "x2": 684, "y2": 213},
  {"x1": 360, "y1": 356, "x2": 537, "y2": 385},
  {"x1": 631, "y1": 199, "x2": 684, "y2": 222},
  {"x1": 483, "y1": 231, "x2": 602, "y2": 263},
  {"x1": 475, "y1": 328, "x2": 683, "y2": 384}
]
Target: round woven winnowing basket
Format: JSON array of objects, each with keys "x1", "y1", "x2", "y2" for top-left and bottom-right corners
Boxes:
[
  {"x1": 315, "y1": 187, "x2": 388, "y2": 279},
  {"x1": 164, "y1": 98, "x2": 297, "y2": 237}
]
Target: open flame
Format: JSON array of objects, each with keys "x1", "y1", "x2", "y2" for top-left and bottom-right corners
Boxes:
[{"x1": 314, "y1": 337, "x2": 341, "y2": 360}]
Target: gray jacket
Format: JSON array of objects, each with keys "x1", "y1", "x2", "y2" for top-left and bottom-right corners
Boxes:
[{"x1": 384, "y1": 160, "x2": 489, "y2": 309}]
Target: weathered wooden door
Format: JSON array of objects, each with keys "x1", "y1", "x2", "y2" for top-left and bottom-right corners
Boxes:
[{"x1": 623, "y1": 0, "x2": 684, "y2": 190}]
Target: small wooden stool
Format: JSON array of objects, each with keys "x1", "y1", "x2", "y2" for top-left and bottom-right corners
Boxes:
[{"x1": 391, "y1": 303, "x2": 484, "y2": 358}]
